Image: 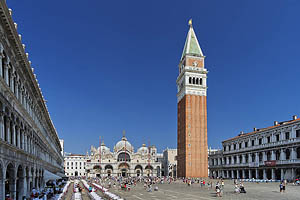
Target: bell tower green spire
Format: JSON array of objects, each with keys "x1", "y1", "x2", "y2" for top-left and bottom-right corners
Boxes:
[{"x1": 181, "y1": 19, "x2": 204, "y2": 61}]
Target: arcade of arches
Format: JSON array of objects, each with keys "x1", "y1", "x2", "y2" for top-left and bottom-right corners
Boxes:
[
  {"x1": 0, "y1": 161, "x2": 45, "y2": 200},
  {"x1": 0, "y1": 1, "x2": 64, "y2": 199}
]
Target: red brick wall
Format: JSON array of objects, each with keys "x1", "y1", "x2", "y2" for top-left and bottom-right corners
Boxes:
[{"x1": 177, "y1": 95, "x2": 208, "y2": 178}]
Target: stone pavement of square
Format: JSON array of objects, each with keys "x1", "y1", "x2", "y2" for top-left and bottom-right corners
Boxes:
[{"x1": 108, "y1": 180, "x2": 300, "y2": 200}]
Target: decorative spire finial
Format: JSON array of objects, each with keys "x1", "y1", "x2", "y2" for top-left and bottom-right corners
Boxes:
[
  {"x1": 122, "y1": 130, "x2": 126, "y2": 139},
  {"x1": 188, "y1": 19, "x2": 192, "y2": 27}
]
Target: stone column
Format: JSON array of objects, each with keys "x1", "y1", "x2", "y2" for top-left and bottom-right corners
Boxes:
[
  {"x1": 237, "y1": 155, "x2": 240, "y2": 164},
  {"x1": 291, "y1": 147, "x2": 296, "y2": 160},
  {"x1": 237, "y1": 170, "x2": 240, "y2": 179},
  {"x1": 255, "y1": 169, "x2": 258, "y2": 179},
  {"x1": 11, "y1": 74, "x2": 14, "y2": 93},
  {"x1": 24, "y1": 135, "x2": 27, "y2": 152},
  {"x1": 231, "y1": 170, "x2": 234, "y2": 179},
  {"x1": 0, "y1": 111, "x2": 4, "y2": 140},
  {"x1": 17, "y1": 128, "x2": 20, "y2": 148},
  {"x1": 249, "y1": 170, "x2": 252, "y2": 179},
  {"x1": 271, "y1": 150, "x2": 275, "y2": 160},
  {"x1": 263, "y1": 152, "x2": 267, "y2": 161},
  {"x1": 17, "y1": 176, "x2": 25, "y2": 200},
  {"x1": 6, "y1": 118, "x2": 10, "y2": 143},
  {"x1": 255, "y1": 152, "x2": 259, "y2": 163},
  {"x1": 291, "y1": 168, "x2": 295, "y2": 180},
  {"x1": 15, "y1": 82, "x2": 19, "y2": 99},
  {"x1": 0, "y1": 52, "x2": 3, "y2": 77},
  {"x1": 20, "y1": 130, "x2": 24, "y2": 150},
  {"x1": 281, "y1": 169, "x2": 284, "y2": 180},
  {"x1": 11, "y1": 123, "x2": 15, "y2": 146},
  {"x1": 271, "y1": 169, "x2": 275, "y2": 180},
  {"x1": 280, "y1": 149, "x2": 286, "y2": 160},
  {"x1": 23, "y1": 177, "x2": 27, "y2": 199},
  {"x1": 0, "y1": 178, "x2": 4, "y2": 200},
  {"x1": 242, "y1": 170, "x2": 245, "y2": 179},
  {"x1": 242, "y1": 154, "x2": 246, "y2": 164},
  {"x1": 9, "y1": 179, "x2": 16, "y2": 200},
  {"x1": 4, "y1": 62, "x2": 9, "y2": 85},
  {"x1": 26, "y1": 176, "x2": 30, "y2": 198},
  {"x1": 263, "y1": 169, "x2": 267, "y2": 179}
]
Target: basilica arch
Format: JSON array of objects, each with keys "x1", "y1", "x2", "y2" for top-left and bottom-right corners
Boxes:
[
  {"x1": 135, "y1": 165, "x2": 143, "y2": 177},
  {"x1": 93, "y1": 165, "x2": 102, "y2": 177},
  {"x1": 105, "y1": 165, "x2": 113, "y2": 176},
  {"x1": 145, "y1": 165, "x2": 153, "y2": 176},
  {"x1": 118, "y1": 163, "x2": 130, "y2": 177}
]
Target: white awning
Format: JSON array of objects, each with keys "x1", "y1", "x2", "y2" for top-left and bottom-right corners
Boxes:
[
  {"x1": 56, "y1": 172, "x2": 66, "y2": 178},
  {"x1": 44, "y1": 170, "x2": 61, "y2": 182}
]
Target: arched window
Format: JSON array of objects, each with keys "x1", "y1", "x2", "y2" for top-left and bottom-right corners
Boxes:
[
  {"x1": 275, "y1": 150, "x2": 280, "y2": 160},
  {"x1": 10, "y1": 120, "x2": 13, "y2": 144},
  {"x1": 118, "y1": 152, "x2": 131, "y2": 162},
  {"x1": 8, "y1": 67, "x2": 11, "y2": 87},
  {"x1": 259, "y1": 152, "x2": 263, "y2": 162},
  {"x1": 245, "y1": 154, "x2": 249, "y2": 163},
  {"x1": 192, "y1": 77, "x2": 195, "y2": 84},
  {"x1": 266, "y1": 151, "x2": 271, "y2": 161},
  {"x1": 297, "y1": 147, "x2": 300, "y2": 159},
  {"x1": 4, "y1": 116, "x2": 7, "y2": 142},
  {"x1": 2, "y1": 51, "x2": 6, "y2": 79},
  {"x1": 200, "y1": 78, "x2": 203, "y2": 85},
  {"x1": 196, "y1": 78, "x2": 199, "y2": 84},
  {"x1": 252, "y1": 154, "x2": 255, "y2": 162},
  {"x1": 286, "y1": 149, "x2": 290, "y2": 160},
  {"x1": 189, "y1": 77, "x2": 192, "y2": 84}
]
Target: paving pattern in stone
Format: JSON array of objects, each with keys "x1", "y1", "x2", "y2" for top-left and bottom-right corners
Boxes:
[
  {"x1": 107, "y1": 180, "x2": 300, "y2": 200},
  {"x1": 62, "y1": 182, "x2": 74, "y2": 200},
  {"x1": 79, "y1": 182, "x2": 92, "y2": 200}
]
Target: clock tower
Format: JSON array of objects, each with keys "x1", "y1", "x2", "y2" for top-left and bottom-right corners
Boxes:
[{"x1": 176, "y1": 20, "x2": 208, "y2": 178}]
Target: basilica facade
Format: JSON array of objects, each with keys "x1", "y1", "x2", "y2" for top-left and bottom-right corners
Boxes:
[{"x1": 85, "y1": 135, "x2": 161, "y2": 177}]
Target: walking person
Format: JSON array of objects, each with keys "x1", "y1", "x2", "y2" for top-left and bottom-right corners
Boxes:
[
  {"x1": 283, "y1": 179, "x2": 287, "y2": 193},
  {"x1": 279, "y1": 181, "x2": 283, "y2": 193},
  {"x1": 216, "y1": 182, "x2": 222, "y2": 197}
]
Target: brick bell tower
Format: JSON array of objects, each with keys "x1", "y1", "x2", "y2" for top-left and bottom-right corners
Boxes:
[{"x1": 177, "y1": 19, "x2": 208, "y2": 178}]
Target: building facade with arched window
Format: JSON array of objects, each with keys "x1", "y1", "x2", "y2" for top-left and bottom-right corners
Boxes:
[
  {"x1": 0, "y1": 2, "x2": 64, "y2": 199},
  {"x1": 85, "y1": 135, "x2": 161, "y2": 178},
  {"x1": 209, "y1": 115, "x2": 300, "y2": 181}
]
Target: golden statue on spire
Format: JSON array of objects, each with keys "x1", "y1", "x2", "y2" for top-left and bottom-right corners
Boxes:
[
  {"x1": 122, "y1": 130, "x2": 126, "y2": 137},
  {"x1": 188, "y1": 19, "x2": 192, "y2": 27}
]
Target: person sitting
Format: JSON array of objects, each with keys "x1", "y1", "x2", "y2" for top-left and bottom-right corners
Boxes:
[
  {"x1": 234, "y1": 184, "x2": 240, "y2": 193},
  {"x1": 239, "y1": 183, "x2": 246, "y2": 193}
]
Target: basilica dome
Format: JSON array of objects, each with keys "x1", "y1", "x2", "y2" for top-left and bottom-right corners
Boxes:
[
  {"x1": 137, "y1": 144, "x2": 148, "y2": 154},
  {"x1": 98, "y1": 142, "x2": 110, "y2": 154},
  {"x1": 114, "y1": 136, "x2": 133, "y2": 152}
]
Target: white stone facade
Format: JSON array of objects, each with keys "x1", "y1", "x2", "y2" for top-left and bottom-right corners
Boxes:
[
  {"x1": 176, "y1": 57, "x2": 208, "y2": 103},
  {"x1": 209, "y1": 116, "x2": 300, "y2": 181},
  {"x1": 85, "y1": 135, "x2": 161, "y2": 177},
  {"x1": 64, "y1": 154, "x2": 87, "y2": 177},
  {"x1": 0, "y1": 2, "x2": 63, "y2": 199}
]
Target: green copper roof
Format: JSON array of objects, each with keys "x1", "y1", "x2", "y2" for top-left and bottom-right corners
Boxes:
[{"x1": 181, "y1": 25, "x2": 203, "y2": 60}]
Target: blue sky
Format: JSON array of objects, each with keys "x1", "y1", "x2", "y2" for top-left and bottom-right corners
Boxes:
[{"x1": 7, "y1": 0, "x2": 300, "y2": 153}]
